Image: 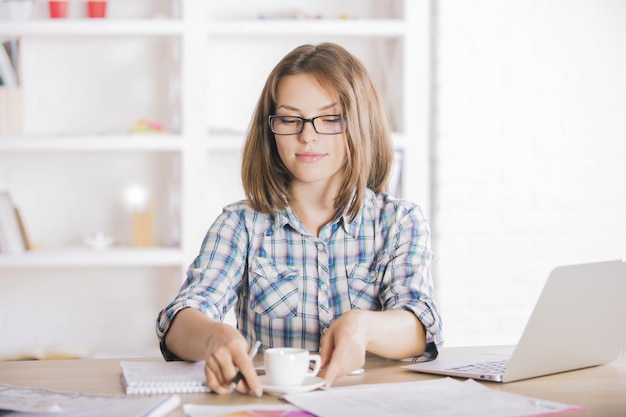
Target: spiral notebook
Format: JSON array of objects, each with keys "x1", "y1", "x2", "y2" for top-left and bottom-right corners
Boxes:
[{"x1": 120, "y1": 360, "x2": 211, "y2": 394}]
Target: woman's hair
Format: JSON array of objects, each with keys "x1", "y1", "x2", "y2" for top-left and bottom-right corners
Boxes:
[{"x1": 241, "y1": 42, "x2": 393, "y2": 220}]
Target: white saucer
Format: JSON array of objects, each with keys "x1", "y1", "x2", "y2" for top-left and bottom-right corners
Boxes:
[{"x1": 259, "y1": 375, "x2": 325, "y2": 396}]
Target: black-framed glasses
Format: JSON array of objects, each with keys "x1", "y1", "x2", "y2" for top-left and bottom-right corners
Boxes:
[{"x1": 269, "y1": 115, "x2": 347, "y2": 135}]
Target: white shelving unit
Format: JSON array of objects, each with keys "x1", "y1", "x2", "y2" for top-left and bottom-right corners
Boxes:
[
  {"x1": 0, "y1": 19, "x2": 184, "y2": 36},
  {"x1": 0, "y1": 0, "x2": 430, "y2": 357},
  {"x1": 0, "y1": 247, "x2": 183, "y2": 268}
]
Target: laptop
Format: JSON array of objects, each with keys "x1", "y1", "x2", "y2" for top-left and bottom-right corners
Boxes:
[{"x1": 403, "y1": 260, "x2": 625, "y2": 383}]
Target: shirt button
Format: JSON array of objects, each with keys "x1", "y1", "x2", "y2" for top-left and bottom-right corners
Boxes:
[
  {"x1": 320, "y1": 284, "x2": 328, "y2": 292},
  {"x1": 322, "y1": 328, "x2": 328, "y2": 335}
]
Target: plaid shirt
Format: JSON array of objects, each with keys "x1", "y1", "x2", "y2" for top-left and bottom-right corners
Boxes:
[{"x1": 157, "y1": 189, "x2": 443, "y2": 360}]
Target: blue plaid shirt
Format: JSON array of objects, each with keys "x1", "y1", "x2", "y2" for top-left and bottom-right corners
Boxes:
[{"x1": 157, "y1": 189, "x2": 443, "y2": 360}]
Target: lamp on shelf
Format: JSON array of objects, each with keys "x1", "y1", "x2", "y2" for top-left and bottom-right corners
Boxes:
[{"x1": 124, "y1": 184, "x2": 155, "y2": 248}]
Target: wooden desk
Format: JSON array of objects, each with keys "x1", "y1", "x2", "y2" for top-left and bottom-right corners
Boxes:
[{"x1": 1, "y1": 348, "x2": 624, "y2": 416}]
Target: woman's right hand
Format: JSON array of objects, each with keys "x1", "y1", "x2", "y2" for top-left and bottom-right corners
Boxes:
[
  {"x1": 164, "y1": 308, "x2": 262, "y2": 396},
  {"x1": 203, "y1": 323, "x2": 262, "y2": 396}
]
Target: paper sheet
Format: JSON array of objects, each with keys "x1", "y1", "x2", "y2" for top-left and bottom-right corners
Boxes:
[
  {"x1": 0, "y1": 384, "x2": 180, "y2": 416},
  {"x1": 183, "y1": 403, "x2": 315, "y2": 417},
  {"x1": 283, "y1": 378, "x2": 583, "y2": 417}
]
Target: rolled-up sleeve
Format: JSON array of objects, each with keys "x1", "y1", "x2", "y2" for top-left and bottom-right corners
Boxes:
[
  {"x1": 380, "y1": 203, "x2": 443, "y2": 360},
  {"x1": 155, "y1": 206, "x2": 248, "y2": 359}
]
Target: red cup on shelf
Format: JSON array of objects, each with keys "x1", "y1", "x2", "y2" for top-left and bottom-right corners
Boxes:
[
  {"x1": 48, "y1": 0, "x2": 69, "y2": 18},
  {"x1": 87, "y1": 1, "x2": 107, "y2": 18}
]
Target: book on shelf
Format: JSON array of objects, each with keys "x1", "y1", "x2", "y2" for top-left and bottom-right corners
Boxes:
[
  {"x1": 13, "y1": 205, "x2": 31, "y2": 250},
  {"x1": 120, "y1": 360, "x2": 211, "y2": 395},
  {"x1": 0, "y1": 191, "x2": 28, "y2": 254},
  {"x1": 0, "y1": 39, "x2": 19, "y2": 87}
]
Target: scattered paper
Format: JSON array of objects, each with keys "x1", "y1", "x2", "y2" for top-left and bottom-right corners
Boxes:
[
  {"x1": 0, "y1": 384, "x2": 180, "y2": 416},
  {"x1": 184, "y1": 403, "x2": 315, "y2": 417},
  {"x1": 283, "y1": 378, "x2": 583, "y2": 417}
]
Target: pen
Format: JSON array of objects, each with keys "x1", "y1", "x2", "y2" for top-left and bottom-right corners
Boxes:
[{"x1": 228, "y1": 340, "x2": 262, "y2": 394}]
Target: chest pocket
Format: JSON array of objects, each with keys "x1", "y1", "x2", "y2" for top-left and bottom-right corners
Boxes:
[
  {"x1": 248, "y1": 256, "x2": 300, "y2": 319},
  {"x1": 348, "y1": 263, "x2": 383, "y2": 310}
]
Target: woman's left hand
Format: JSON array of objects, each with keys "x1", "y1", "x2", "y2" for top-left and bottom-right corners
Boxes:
[
  {"x1": 318, "y1": 310, "x2": 368, "y2": 387},
  {"x1": 318, "y1": 309, "x2": 427, "y2": 387}
]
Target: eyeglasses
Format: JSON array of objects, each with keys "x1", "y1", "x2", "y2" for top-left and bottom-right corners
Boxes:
[{"x1": 269, "y1": 114, "x2": 347, "y2": 135}]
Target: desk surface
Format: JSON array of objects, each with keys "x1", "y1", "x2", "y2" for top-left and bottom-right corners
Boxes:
[{"x1": 1, "y1": 347, "x2": 624, "y2": 417}]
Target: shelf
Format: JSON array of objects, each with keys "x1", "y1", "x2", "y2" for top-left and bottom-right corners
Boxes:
[
  {"x1": 0, "y1": 19, "x2": 184, "y2": 36},
  {"x1": 0, "y1": 247, "x2": 184, "y2": 268},
  {"x1": 0, "y1": 134, "x2": 183, "y2": 152},
  {"x1": 207, "y1": 19, "x2": 407, "y2": 37}
]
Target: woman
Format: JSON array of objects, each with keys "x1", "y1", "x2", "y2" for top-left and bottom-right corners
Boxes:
[{"x1": 156, "y1": 42, "x2": 442, "y2": 396}]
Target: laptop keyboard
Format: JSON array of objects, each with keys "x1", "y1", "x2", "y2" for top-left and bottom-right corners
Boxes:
[{"x1": 449, "y1": 359, "x2": 510, "y2": 375}]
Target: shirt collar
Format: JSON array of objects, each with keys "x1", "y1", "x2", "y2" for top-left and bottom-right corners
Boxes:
[
  {"x1": 271, "y1": 188, "x2": 375, "y2": 239},
  {"x1": 340, "y1": 188, "x2": 377, "y2": 239}
]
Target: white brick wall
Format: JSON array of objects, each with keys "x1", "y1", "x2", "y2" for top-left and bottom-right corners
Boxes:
[{"x1": 432, "y1": 0, "x2": 626, "y2": 346}]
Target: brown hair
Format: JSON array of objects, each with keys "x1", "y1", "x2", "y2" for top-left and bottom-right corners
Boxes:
[{"x1": 241, "y1": 42, "x2": 393, "y2": 220}]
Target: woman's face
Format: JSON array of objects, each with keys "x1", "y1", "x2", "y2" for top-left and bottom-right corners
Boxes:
[{"x1": 273, "y1": 73, "x2": 348, "y2": 190}]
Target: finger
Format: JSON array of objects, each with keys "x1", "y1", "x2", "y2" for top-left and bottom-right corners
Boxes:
[
  {"x1": 318, "y1": 355, "x2": 341, "y2": 388},
  {"x1": 233, "y1": 366, "x2": 262, "y2": 396},
  {"x1": 318, "y1": 337, "x2": 365, "y2": 387},
  {"x1": 206, "y1": 348, "x2": 240, "y2": 393},
  {"x1": 205, "y1": 359, "x2": 230, "y2": 394},
  {"x1": 319, "y1": 329, "x2": 335, "y2": 367},
  {"x1": 230, "y1": 346, "x2": 263, "y2": 397},
  {"x1": 318, "y1": 339, "x2": 345, "y2": 387}
]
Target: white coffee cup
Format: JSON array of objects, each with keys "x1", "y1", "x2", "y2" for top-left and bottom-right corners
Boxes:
[{"x1": 264, "y1": 347, "x2": 322, "y2": 386}]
